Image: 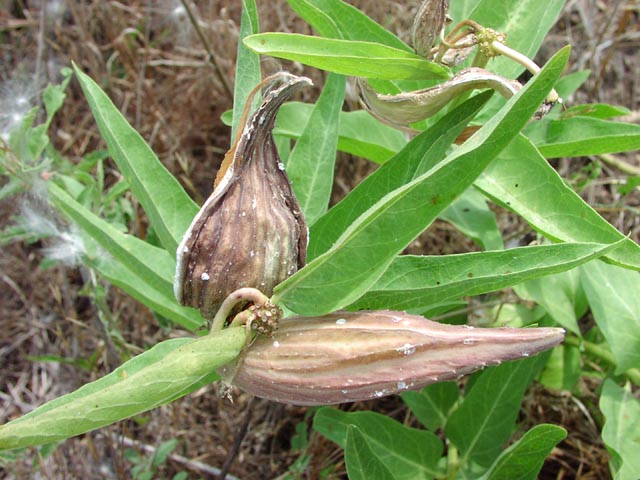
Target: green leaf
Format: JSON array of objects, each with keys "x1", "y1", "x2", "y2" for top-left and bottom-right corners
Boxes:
[
  {"x1": 49, "y1": 182, "x2": 203, "y2": 329},
  {"x1": 445, "y1": 355, "x2": 548, "y2": 468},
  {"x1": 440, "y1": 188, "x2": 504, "y2": 250},
  {"x1": 345, "y1": 426, "x2": 396, "y2": 480},
  {"x1": 275, "y1": 47, "x2": 569, "y2": 315},
  {"x1": 276, "y1": 101, "x2": 408, "y2": 163},
  {"x1": 224, "y1": 101, "x2": 408, "y2": 163},
  {"x1": 287, "y1": 0, "x2": 411, "y2": 51},
  {"x1": 309, "y1": 91, "x2": 491, "y2": 260},
  {"x1": 0, "y1": 328, "x2": 244, "y2": 450},
  {"x1": 538, "y1": 344, "x2": 581, "y2": 391},
  {"x1": 285, "y1": 73, "x2": 345, "y2": 224},
  {"x1": 464, "y1": 0, "x2": 566, "y2": 80},
  {"x1": 48, "y1": 182, "x2": 174, "y2": 288},
  {"x1": 560, "y1": 103, "x2": 631, "y2": 120},
  {"x1": 525, "y1": 116, "x2": 640, "y2": 158},
  {"x1": 401, "y1": 382, "x2": 460, "y2": 432},
  {"x1": 351, "y1": 242, "x2": 615, "y2": 312},
  {"x1": 314, "y1": 409, "x2": 443, "y2": 479},
  {"x1": 91, "y1": 254, "x2": 203, "y2": 330},
  {"x1": 244, "y1": 33, "x2": 450, "y2": 80},
  {"x1": 580, "y1": 262, "x2": 640, "y2": 372},
  {"x1": 475, "y1": 134, "x2": 640, "y2": 269},
  {"x1": 600, "y1": 380, "x2": 640, "y2": 480},
  {"x1": 482, "y1": 424, "x2": 567, "y2": 480},
  {"x1": 217, "y1": 101, "x2": 408, "y2": 163},
  {"x1": 514, "y1": 268, "x2": 585, "y2": 335},
  {"x1": 554, "y1": 69, "x2": 590, "y2": 98},
  {"x1": 231, "y1": 0, "x2": 261, "y2": 142},
  {"x1": 72, "y1": 64, "x2": 198, "y2": 252}
]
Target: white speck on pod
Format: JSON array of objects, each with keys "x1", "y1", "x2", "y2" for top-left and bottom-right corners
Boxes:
[
  {"x1": 200, "y1": 272, "x2": 210, "y2": 281},
  {"x1": 335, "y1": 318, "x2": 347, "y2": 325},
  {"x1": 398, "y1": 343, "x2": 416, "y2": 356}
]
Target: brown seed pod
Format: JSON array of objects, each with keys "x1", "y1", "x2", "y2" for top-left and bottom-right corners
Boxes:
[
  {"x1": 174, "y1": 73, "x2": 311, "y2": 319},
  {"x1": 412, "y1": 0, "x2": 450, "y2": 58},
  {"x1": 221, "y1": 310, "x2": 565, "y2": 406}
]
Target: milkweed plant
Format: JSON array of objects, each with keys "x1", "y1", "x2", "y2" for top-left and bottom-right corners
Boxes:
[{"x1": 1, "y1": 1, "x2": 639, "y2": 479}]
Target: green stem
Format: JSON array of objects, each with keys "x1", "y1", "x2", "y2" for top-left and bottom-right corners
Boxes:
[
  {"x1": 210, "y1": 288, "x2": 269, "y2": 333},
  {"x1": 489, "y1": 40, "x2": 560, "y2": 104},
  {"x1": 446, "y1": 443, "x2": 459, "y2": 480},
  {"x1": 564, "y1": 335, "x2": 640, "y2": 385}
]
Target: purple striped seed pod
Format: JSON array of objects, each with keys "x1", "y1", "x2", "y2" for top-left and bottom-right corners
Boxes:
[
  {"x1": 221, "y1": 310, "x2": 565, "y2": 406},
  {"x1": 174, "y1": 73, "x2": 311, "y2": 319}
]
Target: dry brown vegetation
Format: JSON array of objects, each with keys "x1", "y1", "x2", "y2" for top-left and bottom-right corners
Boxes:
[{"x1": 1, "y1": 1, "x2": 639, "y2": 478}]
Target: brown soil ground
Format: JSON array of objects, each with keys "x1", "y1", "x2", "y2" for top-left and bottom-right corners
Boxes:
[{"x1": 1, "y1": 1, "x2": 639, "y2": 479}]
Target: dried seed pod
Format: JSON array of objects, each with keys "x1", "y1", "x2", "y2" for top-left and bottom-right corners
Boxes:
[
  {"x1": 358, "y1": 67, "x2": 522, "y2": 130},
  {"x1": 412, "y1": 0, "x2": 450, "y2": 57},
  {"x1": 174, "y1": 73, "x2": 311, "y2": 319},
  {"x1": 221, "y1": 310, "x2": 565, "y2": 406}
]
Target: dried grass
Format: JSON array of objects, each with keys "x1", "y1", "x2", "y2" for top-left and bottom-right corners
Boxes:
[{"x1": 1, "y1": 0, "x2": 638, "y2": 478}]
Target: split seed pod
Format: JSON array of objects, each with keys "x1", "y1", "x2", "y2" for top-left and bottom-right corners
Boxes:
[
  {"x1": 175, "y1": 73, "x2": 311, "y2": 319},
  {"x1": 358, "y1": 68, "x2": 522, "y2": 130},
  {"x1": 412, "y1": 0, "x2": 450, "y2": 58},
  {"x1": 221, "y1": 310, "x2": 565, "y2": 406}
]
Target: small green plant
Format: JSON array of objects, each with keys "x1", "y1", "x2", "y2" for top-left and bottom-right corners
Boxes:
[{"x1": 1, "y1": 0, "x2": 639, "y2": 478}]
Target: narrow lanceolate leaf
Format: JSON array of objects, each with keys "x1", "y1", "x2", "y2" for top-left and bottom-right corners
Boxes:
[
  {"x1": 223, "y1": 310, "x2": 564, "y2": 406},
  {"x1": 50, "y1": 182, "x2": 203, "y2": 328},
  {"x1": 445, "y1": 354, "x2": 549, "y2": 469},
  {"x1": 351, "y1": 242, "x2": 619, "y2": 314},
  {"x1": 600, "y1": 380, "x2": 640, "y2": 480},
  {"x1": 72, "y1": 64, "x2": 198, "y2": 252},
  {"x1": 580, "y1": 262, "x2": 640, "y2": 373},
  {"x1": 243, "y1": 33, "x2": 450, "y2": 80},
  {"x1": 231, "y1": 0, "x2": 261, "y2": 142},
  {"x1": 91, "y1": 256, "x2": 203, "y2": 331},
  {"x1": 525, "y1": 116, "x2": 640, "y2": 158},
  {"x1": 0, "y1": 328, "x2": 245, "y2": 450},
  {"x1": 475, "y1": 134, "x2": 640, "y2": 270},
  {"x1": 287, "y1": 0, "x2": 412, "y2": 51},
  {"x1": 285, "y1": 73, "x2": 346, "y2": 224},
  {"x1": 48, "y1": 182, "x2": 175, "y2": 289},
  {"x1": 482, "y1": 424, "x2": 567, "y2": 480},
  {"x1": 275, "y1": 48, "x2": 570, "y2": 315},
  {"x1": 308, "y1": 91, "x2": 492, "y2": 260},
  {"x1": 314, "y1": 409, "x2": 443, "y2": 479}
]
